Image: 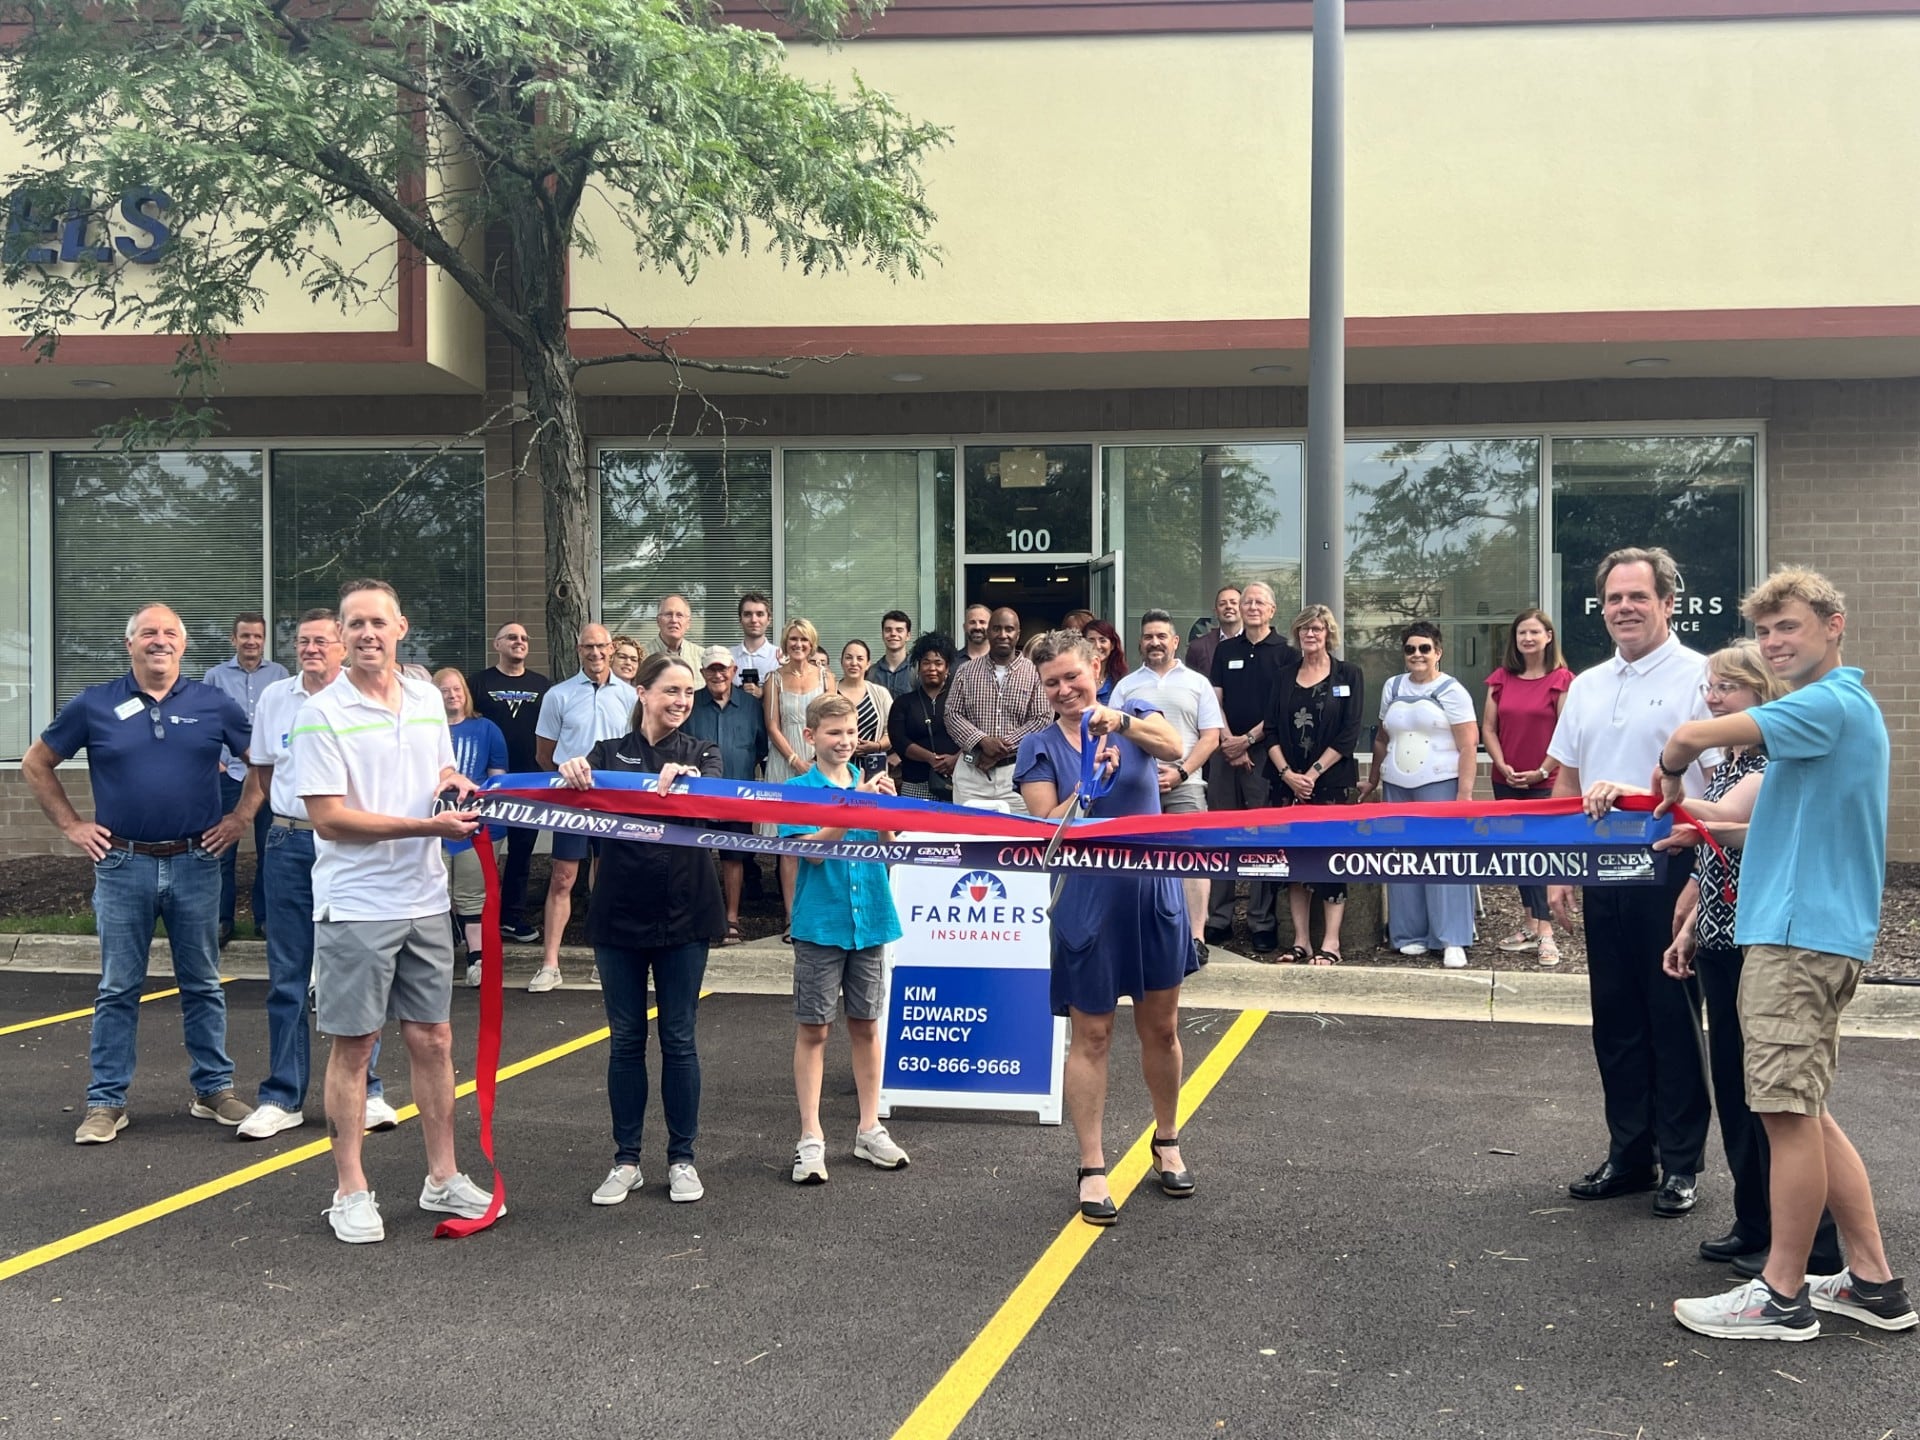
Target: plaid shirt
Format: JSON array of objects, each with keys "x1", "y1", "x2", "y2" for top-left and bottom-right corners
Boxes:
[{"x1": 943, "y1": 654, "x2": 1049, "y2": 763}]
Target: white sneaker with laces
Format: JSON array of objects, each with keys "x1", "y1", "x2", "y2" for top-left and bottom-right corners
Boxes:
[
  {"x1": 464, "y1": 960, "x2": 483, "y2": 989},
  {"x1": 419, "y1": 1171, "x2": 501, "y2": 1219},
  {"x1": 1397, "y1": 943, "x2": 1429, "y2": 957},
  {"x1": 325, "y1": 1189, "x2": 385, "y2": 1244},
  {"x1": 527, "y1": 966, "x2": 563, "y2": 993},
  {"x1": 668, "y1": 1162, "x2": 704, "y2": 1202},
  {"x1": 1442, "y1": 946, "x2": 1469, "y2": 968},
  {"x1": 592, "y1": 1164, "x2": 643, "y2": 1206},
  {"x1": 792, "y1": 1135, "x2": 829, "y2": 1185},
  {"x1": 236, "y1": 1103, "x2": 305, "y2": 1141},
  {"x1": 363, "y1": 1095, "x2": 400, "y2": 1132},
  {"x1": 855, "y1": 1125, "x2": 911, "y2": 1170}
]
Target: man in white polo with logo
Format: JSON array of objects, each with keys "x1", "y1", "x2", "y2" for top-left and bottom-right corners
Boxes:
[{"x1": 295, "y1": 578, "x2": 495, "y2": 1244}]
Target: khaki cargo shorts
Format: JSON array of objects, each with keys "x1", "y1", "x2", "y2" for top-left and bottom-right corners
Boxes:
[{"x1": 1738, "y1": 943, "x2": 1863, "y2": 1117}]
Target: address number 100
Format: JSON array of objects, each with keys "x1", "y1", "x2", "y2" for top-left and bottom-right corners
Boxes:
[{"x1": 1004, "y1": 528, "x2": 1052, "y2": 553}]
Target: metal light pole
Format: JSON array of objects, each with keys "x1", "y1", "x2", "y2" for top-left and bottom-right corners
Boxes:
[{"x1": 1304, "y1": 0, "x2": 1345, "y2": 622}]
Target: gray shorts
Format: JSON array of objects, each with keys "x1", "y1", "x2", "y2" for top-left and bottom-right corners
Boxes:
[
  {"x1": 448, "y1": 846, "x2": 486, "y2": 917},
  {"x1": 792, "y1": 939, "x2": 887, "y2": 1025},
  {"x1": 1160, "y1": 784, "x2": 1206, "y2": 816},
  {"x1": 313, "y1": 915, "x2": 456, "y2": 1037}
]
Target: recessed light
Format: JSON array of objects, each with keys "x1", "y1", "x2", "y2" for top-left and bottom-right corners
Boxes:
[
  {"x1": 69, "y1": 378, "x2": 116, "y2": 390},
  {"x1": 987, "y1": 574, "x2": 1016, "y2": 583},
  {"x1": 1624, "y1": 357, "x2": 1671, "y2": 369},
  {"x1": 1249, "y1": 363, "x2": 1293, "y2": 375},
  {"x1": 887, "y1": 371, "x2": 925, "y2": 383}
]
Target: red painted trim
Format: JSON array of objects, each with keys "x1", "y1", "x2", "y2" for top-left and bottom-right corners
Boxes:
[{"x1": 567, "y1": 306, "x2": 1920, "y2": 360}]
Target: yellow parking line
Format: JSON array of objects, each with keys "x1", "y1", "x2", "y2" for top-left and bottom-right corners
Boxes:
[
  {"x1": 892, "y1": 1008, "x2": 1269, "y2": 1440},
  {"x1": 0, "y1": 979, "x2": 237, "y2": 1037},
  {"x1": 0, "y1": 997, "x2": 679, "y2": 1285}
]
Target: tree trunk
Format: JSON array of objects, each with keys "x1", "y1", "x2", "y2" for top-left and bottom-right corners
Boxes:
[{"x1": 526, "y1": 344, "x2": 593, "y2": 675}]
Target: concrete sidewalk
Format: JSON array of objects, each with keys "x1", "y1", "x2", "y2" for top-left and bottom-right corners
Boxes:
[{"x1": 7, "y1": 930, "x2": 1919, "y2": 1037}]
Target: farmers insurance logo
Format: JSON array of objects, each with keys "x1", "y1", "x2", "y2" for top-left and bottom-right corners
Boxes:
[{"x1": 952, "y1": 871, "x2": 1008, "y2": 903}]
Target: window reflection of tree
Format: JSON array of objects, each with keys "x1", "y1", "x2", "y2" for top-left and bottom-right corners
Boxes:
[
  {"x1": 600, "y1": 450, "x2": 773, "y2": 643},
  {"x1": 785, "y1": 451, "x2": 946, "y2": 656}
]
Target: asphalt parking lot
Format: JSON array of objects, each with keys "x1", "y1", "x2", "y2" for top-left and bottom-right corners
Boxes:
[{"x1": 2, "y1": 970, "x2": 1916, "y2": 1440}]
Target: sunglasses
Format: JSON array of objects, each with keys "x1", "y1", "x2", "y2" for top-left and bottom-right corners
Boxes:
[{"x1": 1403, "y1": 643, "x2": 1436, "y2": 655}]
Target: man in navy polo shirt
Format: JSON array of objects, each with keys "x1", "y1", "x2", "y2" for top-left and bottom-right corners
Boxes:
[{"x1": 22, "y1": 602, "x2": 258, "y2": 1144}]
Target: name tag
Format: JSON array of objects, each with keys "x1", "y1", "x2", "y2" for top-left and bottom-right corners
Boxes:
[
  {"x1": 113, "y1": 697, "x2": 145, "y2": 720},
  {"x1": 1227, "y1": 660, "x2": 1245, "y2": 671},
  {"x1": 1332, "y1": 685, "x2": 1350, "y2": 697}
]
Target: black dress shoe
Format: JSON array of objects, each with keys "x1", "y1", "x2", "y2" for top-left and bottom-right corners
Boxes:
[
  {"x1": 1733, "y1": 1246, "x2": 1847, "y2": 1280},
  {"x1": 1568, "y1": 1161, "x2": 1659, "y2": 1201},
  {"x1": 1204, "y1": 926, "x2": 1232, "y2": 947},
  {"x1": 1652, "y1": 1173, "x2": 1698, "y2": 1217},
  {"x1": 1249, "y1": 932, "x2": 1280, "y2": 954},
  {"x1": 1699, "y1": 1229, "x2": 1761, "y2": 1263}
]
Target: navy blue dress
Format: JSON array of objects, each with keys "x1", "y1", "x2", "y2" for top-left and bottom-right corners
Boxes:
[{"x1": 1014, "y1": 702, "x2": 1197, "y2": 1016}]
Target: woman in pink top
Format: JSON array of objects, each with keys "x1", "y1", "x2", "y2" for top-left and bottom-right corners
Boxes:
[{"x1": 1482, "y1": 608, "x2": 1574, "y2": 963}]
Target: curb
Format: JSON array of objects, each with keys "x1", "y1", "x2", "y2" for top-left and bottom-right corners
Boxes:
[{"x1": 8, "y1": 933, "x2": 1920, "y2": 1038}]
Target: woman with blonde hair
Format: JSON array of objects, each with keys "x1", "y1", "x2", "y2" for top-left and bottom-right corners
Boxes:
[
  {"x1": 1483, "y1": 608, "x2": 1575, "y2": 962},
  {"x1": 764, "y1": 618, "x2": 835, "y2": 941},
  {"x1": 609, "y1": 634, "x2": 646, "y2": 684}
]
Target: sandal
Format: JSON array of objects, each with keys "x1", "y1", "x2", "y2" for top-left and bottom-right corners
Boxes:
[
  {"x1": 1496, "y1": 929, "x2": 1539, "y2": 952},
  {"x1": 1279, "y1": 945, "x2": 1311, "y2": 965},
  {"x1": 1148, "y1": 1135, "x2": 1195, "y2": 1197},
  {"x1": 1537, "y1": 936, "x2": 1561, "y2": 967},
  {"x1": 1309, "y1": 948, "x2": 1342, "y2": 966},
  {"x1": 1077, "y1": 1166, "x2": 1118, "y2": 1226},
  {"x1": 723, "y1": 923, "x2": 743, "y2": 947}
]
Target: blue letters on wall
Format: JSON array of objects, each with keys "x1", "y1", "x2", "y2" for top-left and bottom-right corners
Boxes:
[{"x1": 5, "y1": 187, "x2": 173, "y2": 266}]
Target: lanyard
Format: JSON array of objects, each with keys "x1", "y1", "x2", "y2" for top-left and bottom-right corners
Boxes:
[{"x1": 1043, "y1": 712, "x2": 1119, "y2": 900}]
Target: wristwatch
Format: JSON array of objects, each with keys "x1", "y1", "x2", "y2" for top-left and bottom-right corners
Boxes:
[
  {"x1": 1309, "y1": 761, "x2": 1325, "y2": 776},
  {"x1": 1118, "y1": 712, "x2": 1133, "y2": 734},
  {"x1": 1174, "y1": 763, "x2": 1190, "y2": 783}
]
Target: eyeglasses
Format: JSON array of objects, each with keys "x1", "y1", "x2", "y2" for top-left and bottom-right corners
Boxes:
[
  {"x1": 1700, "y1": 680, "x2": 1748, "y2": 697},
  {"x1": 148, "y1": 706, "x2": 166, "y2": 741},
  {"x1": 1403, "y1": 643, "x2": 1436, "y2": 656}
]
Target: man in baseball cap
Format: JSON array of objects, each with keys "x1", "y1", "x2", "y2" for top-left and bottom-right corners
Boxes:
[{"x1": 685, "y1": 645, "x2": 767, "y2": 942}]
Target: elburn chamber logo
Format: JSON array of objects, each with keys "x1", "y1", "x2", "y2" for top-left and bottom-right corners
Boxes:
[{"x1": 952, "y1": 871, "x2": 1008, "y2": 903}]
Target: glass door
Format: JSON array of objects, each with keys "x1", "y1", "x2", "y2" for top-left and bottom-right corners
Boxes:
[{"x1": 1090, "y1": 549, "x2": 1123, "y2": 627}]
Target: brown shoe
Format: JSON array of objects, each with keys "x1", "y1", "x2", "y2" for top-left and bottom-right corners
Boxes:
[
  {"x1": 75, "y1": 1106, "x2": 129, "y2": 1144},
  {"x1": 190, "y1": 1089, "x2": 255, "y2": 1126}
]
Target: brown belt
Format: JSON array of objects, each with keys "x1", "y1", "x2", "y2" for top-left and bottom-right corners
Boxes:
[
  {"x1": 106, "y1": 835, "x2": 197, "y2": 857},
  {"x1": 270, "y1": 815, "x2": 317, "y2": 832}
]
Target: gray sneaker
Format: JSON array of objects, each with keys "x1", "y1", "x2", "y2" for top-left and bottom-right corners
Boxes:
[
  {"x1": 668, "y1": 1162, "x2": 704, "y2": 1203},
  {"x1": 419, "y1": 1171, "x2": 501, "y2": 1219},
  {"x1": 854, "y1": 1125, "x2": 911, "y2": 1170},
  {"x1": 592, "y1": 1164, "x2": 643, "y2": 1206},
  {"x1": 324, "y1": 1189, "x2": 385, "y2": 1244},
  {"x1": 190, "y1": 1089, "x2": 255, "y2": 1126},
  {"x1": 74, "y1": 1106, "x2": 128, "y2": 1145},
  {"x1": 527, "y1": 966, "x2": 563, "y2": 993},
  {"x1": 792, "y1": 1135, "x2": 829, "y2": 1185}
]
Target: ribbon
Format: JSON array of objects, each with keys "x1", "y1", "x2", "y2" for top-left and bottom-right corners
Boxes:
[{"x1": 433, "y1": 826, "x2": 506, "y2": 1239}]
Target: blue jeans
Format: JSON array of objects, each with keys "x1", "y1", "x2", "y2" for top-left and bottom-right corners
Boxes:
[
  {"x1": 89, "y1": 845, "x2": 232, "y2": 1107},
  {"x1": 596, "y1": 941, "x2": 709, "y2": 1166},
  {"x1": 259, "y1": 825, "x2": 383, "y2": 1110},
  {"x1": 217, "y1": 774, "x2": 271, "y2": 931},
  {"x1": 1383, "y1": 779, "x2": 1477, "y2": 949}
]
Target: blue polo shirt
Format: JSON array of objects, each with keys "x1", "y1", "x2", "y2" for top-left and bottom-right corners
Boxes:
[
  {"x1": 42, "y1": 672, "x2": 251, "y2": 842},
  {"x1": 1735, "y1": 666, "x2": 1888, "y2": 964},
  {"x1": 686, "y1": 687, "x2": 767, "y2": 782},
  {"x1": 779, "y1": 766, "x2": 903, "y2": 950}
]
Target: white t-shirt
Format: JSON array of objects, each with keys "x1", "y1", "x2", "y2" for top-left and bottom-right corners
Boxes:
[
  {"x1": 535, "y1": 671, "x2": 637, "y2": 766},
  {"x1": 294, "y1": 672, "x2": 456, "y2": 922},
  {"x1": 1109, "y1": 662, "x2": 1224, "y2": 795},
  {"x1": 1546, "y1": 633, "x2": 1716, "y2": 795},
  {"x1": 251, "y1": 674, "x2": 329, "y2": 821},
  {"x1": 731, "y1": 639, "x2": 781, "y2": 682},
  {"x1": 1377, "y1": 673, "x2": 1477, "y2": 790}
]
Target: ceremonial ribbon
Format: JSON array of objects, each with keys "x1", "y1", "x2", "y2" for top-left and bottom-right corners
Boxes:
[{"x1": 434, "y1": 825, "x2": 506, "y2": 1239}]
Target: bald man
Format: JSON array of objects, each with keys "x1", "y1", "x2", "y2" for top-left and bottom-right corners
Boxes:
[{"x1": 943, "y1": 607, "x2": 1049, "y2": 815}]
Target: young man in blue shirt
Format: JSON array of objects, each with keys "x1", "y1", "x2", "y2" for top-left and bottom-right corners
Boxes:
[{"x1": 1658, "y1": 567, "x2": 1914, "y2": 1339}]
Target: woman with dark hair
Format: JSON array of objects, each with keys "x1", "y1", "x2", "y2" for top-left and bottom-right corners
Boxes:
[
  {"x1": 1083, "y1": 618, "x2": 1130, "y2": 704},
  {"x1": 1262, "y1": 604, "x2": 1365, "y2": 965},
  {"x1": 836, "y1": 638, "x2": 893, "y2": 766},
  {"x1": 1482, "y1": 608, "x2": 1574, "y2": 962},
  {"x1": 888, "y1": 631, "x2": 959, "y2": 801},
  {"x1": 557, "y1": 652, "x2": 723, "y2": 1208},
  {"x1": 1360, "y1": 620, "x2": 1479, "y2": 967},
  {"x1": 1016, "y1": 630, "x2": 1195, "y2": 1226}
]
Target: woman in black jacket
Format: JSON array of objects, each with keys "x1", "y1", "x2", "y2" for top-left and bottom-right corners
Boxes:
[
  {"x1": 556, "y1": 653, "x2": 725, "y2": 1208},
  {"x1": 1262, "y1": 604, "x2": 1365, "y2": 964}
]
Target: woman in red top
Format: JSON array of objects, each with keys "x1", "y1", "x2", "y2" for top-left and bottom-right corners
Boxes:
[{"x1": 1482, "y1": 608, "x2": 1574, "y2": 963}]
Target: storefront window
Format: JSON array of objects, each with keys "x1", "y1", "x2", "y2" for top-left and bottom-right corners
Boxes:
[
  {"x1": 1345, "y1": 438, "x2": 1541, "y2": 717},
  {"x1": 963, "y1": 444, "x2": 1093, "y2": 557},
  {"x1": 1551, "y1": 436, "x2": 1757, "y2": 671},
  {"x1": 53, "y1": 450, "x2": 264, "y2": 705},
  {"x1": 0, "y1": 455, "x2": 31, "y2": 759},
  {"x1": 271, "y1": 450, "x2": 486, "y2": 671},
  {"x1": 784, "y1": 449, "x2": 953, "y2": 657},
  {"x1": 600, "y1": 448, "x2": 773, "y2": 645},
  {"x1": 1102, "y1": 443, "x2": 1303, "y2": 640}
]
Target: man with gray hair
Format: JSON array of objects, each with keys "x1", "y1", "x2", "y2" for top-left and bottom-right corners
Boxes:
[{"x1": 23, "y1": 603, "x2": 255, "y2": 1143}]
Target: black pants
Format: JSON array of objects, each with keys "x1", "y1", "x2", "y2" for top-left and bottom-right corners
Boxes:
[
  {"x1": 1696, "y1": 944, "x2": 1844, "y2": 1263},
  {"x1": 497, "y1": 824, "x2": 537, "y2": 931},
  {"x1": 1581, "y1": 869, "x2": 1711, "y2": 1177},
  {"x1": 1204, "y1": 757, "x2": 1277, "y2": 938}
]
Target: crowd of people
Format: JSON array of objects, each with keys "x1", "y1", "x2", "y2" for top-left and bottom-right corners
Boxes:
[{"x1": 20, "y1": 551, "x2": 1911, "y2": 1343}]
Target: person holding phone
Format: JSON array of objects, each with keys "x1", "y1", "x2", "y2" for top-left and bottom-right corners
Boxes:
[{"x1": 836, "y1": 639, "x2": 894, "y2": 769}]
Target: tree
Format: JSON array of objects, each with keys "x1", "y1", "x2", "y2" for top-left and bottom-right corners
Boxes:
[{"x1": 0, "y1": 0, "x2": 947, "y2": 665}]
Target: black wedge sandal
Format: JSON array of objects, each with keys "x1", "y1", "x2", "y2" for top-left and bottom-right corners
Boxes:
[
  {"x1": 1077, "y1": 1166, "x2": 1118, "y2": 1226},
  {"x1": 1149, "y1": 1135, "x2": 1196, "y2": 1197}
]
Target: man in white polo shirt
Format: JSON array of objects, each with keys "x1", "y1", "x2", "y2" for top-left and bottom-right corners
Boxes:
[
  {"x1": 530, "y1": 623, "x2": 636, "y2": 991},
  {"x1": 1546, "y1": 546, "x2": 1716, "y2": 1220},
  {"x1": 296, "y1": 579, "x2": 495, "y2": 1244},
  {"x1": 1111, "y1": 608, "x2": 1223, "y2": 959}
]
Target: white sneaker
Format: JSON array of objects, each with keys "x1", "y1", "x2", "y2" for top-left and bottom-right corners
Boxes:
[
  {"x1": 419, "y1": 1171, "x2": 501, "y2": 1219},
  {"x1": 592, "y1": 1163, "x2": 643, "y2": 1206},
  {"x1": 527, "y1": 966, "x2": 563, "y2": 993},
  {"x1": 854, "y1": 1125, "x2": 911, "y2": 1170},
  {"x1": 324, "y1": 1189, "x2": 385, "y2": 1244},
  {"x1": 1397, "y1": 943, "x2": 1429, "y2": 957},
  {"x1": 236, "y1": 1103, "x2": 305, "y2": 1141},
  {"x1": 792, "y1": 1135, "x2": 829, "y2": 1185},
  {"x1": 363, "y1": 1096, "x2": 400, "y2": 1132},
  {"x1": 464, "y1": 960, "x2": 483, "y2": 989},
  {"x1": 668, "y1": 1162, "x2": 705, "y2": 1203},
  {"x1": 1442, "y1": 946, "x2": 1469, "y2": 968}
]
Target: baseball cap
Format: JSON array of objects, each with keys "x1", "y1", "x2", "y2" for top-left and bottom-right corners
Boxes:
[{"x1": 700, "y1": 645, "x2": 734, "y2": 670}]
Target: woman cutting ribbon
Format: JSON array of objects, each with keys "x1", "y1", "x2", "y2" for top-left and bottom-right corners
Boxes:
[{"x1": 1015, "y1": 630, "x2": 1196, "y2": 1227}]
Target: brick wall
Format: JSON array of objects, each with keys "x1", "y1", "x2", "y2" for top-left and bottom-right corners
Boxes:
[{"x1": 0, "y1": 767, "x2": 93, "y2": 858}]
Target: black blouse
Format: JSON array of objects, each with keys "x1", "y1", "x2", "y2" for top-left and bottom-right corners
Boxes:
[
  {"x1": 887, "y1": 685, "x2": 955, "y2": 785},
  {"x1": 1262, "y1": 657, "x2": 1366, "y2": 798},
  {"x1": 583, "y1": 727, "x2": 727, "y2": 948}
]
